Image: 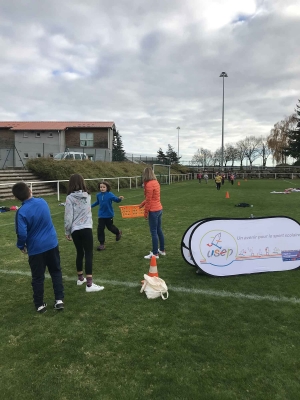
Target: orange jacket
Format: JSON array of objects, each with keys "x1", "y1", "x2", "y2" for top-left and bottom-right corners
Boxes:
[{"x1": 139, "y1": 180, "x2": 163, "y2": 217}]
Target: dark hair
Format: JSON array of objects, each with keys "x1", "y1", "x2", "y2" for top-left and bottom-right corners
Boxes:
[
  {"x1": 98, "y1": 181, "x2": 111, "y2": 192},
  {"x1": 12, "y1": 182, "x2": 31, "y2": 202},
  {"x1": 67, "y1": 174, "x2": 88, "y2": 195}
]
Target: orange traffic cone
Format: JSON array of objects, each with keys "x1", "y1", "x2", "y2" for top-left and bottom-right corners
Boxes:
[
  {"x1": 225, "y1": 191, "x2": 230, "y2": 199},
  {"x1": 237, "y1": 181, "x2": 240, "y2": 186},
  {"x1": 148, "y1": 255, "x2": 159, "y2": 277}
]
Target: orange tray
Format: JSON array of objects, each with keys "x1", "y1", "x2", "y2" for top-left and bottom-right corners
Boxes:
[{"x1": 119, "y1": 205, "x2": 144, "y2": 218}]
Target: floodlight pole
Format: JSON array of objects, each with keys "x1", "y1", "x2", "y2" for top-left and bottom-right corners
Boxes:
[
  {"x1": 177, "y1": 126, "x2": 180, "y2": 158},
  {"x1": 219, "y1": 72, "x2": 228, "y2": 169}
]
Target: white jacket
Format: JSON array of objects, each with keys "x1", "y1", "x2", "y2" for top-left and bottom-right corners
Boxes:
[{"x1": 64, "y1": 191, "x2": 93, "y2": 235}]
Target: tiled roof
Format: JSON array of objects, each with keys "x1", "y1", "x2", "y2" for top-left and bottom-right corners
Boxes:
[{"x1": 0, "y1": 121, "x2": 115, "y2": 130}]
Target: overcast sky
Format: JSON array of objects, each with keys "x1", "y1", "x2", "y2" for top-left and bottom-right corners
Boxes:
[{"x1": 0, "y1": 0, "x2": 299, "y2": 161}]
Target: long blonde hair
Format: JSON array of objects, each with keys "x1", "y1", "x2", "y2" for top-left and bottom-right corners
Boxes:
[{"x1": 143, "y1": 167, "x2": 157, "y2": 182}]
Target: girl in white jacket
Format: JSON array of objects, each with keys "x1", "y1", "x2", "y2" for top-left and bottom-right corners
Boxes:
[{"x1": 65, "y1": 174, "x2": 104, "y2": 292}]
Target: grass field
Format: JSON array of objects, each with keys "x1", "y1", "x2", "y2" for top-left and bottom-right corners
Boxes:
[{"x1": 1, "y1": 177, "x2": 300, "y2": 400}]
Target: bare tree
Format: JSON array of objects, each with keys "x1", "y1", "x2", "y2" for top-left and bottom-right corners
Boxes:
[
  {"x1": 224, "y1": 144, "x2": 239, "y2": 167},
  {"x1": 191, "y1": 148, "x2": 213, "y2": 166},
  {"x1": 243, "y1": 136, "x2": 262, "y2": 168},
  {"x1": 213, "y1": 148, "x2": 222, "y2": 167},
  {"x1": 257, "y1": 136, "x2": 272, "y2": 167},
  {"x1": 235, "y1": 140, "x2": 247, "y2": 168}
]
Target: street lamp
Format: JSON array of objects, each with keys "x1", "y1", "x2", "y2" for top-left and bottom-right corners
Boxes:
[
  {"x1": 219, "y1": 72, "x2": 228, "y2": 169},
  {"x1": 177, "y1": 126, "x2": 180, "y2": 158}
]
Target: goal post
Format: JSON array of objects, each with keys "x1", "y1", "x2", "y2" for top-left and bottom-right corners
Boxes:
[{"x1": 153, "y1": 164, "x2": 171, "y2": 185}]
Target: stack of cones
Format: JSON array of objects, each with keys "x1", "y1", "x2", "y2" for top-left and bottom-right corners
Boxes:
[
  {"x1": 237, "y1": 181, "x2": 240, "y2": 186},
  {"x1": 225, "y1": 191, "x2": 230, "y2": 199}
]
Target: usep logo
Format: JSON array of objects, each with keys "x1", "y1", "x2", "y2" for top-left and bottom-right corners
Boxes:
[{"x1": 200, "y1": 230, "x2": 237, "y2": 267}]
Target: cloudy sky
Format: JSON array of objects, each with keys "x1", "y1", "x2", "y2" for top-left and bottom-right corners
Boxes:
[{"x1": 0, "y1": 0, "x2": 299, "y2": 162}]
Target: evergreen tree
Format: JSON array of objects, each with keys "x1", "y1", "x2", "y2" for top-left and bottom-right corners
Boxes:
[
  {"x1": 112, "y1": 130, "x2": 126, "y2": 161},
  {"x1": 166, "y1": 144, "x2": 181, "y2": 164},
  {"x1": 157, "y1": 148, "x2": 167, "y2": 164},
  {"x1": 284, "y1": 100, "x2": 300, "y2": 161}
]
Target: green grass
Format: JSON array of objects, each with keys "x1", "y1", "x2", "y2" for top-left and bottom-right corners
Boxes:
[{"x1": 1, "y1": 178, "x2": 300, "y2": 400}]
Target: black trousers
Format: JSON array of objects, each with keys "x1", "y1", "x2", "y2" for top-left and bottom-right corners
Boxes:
[
  {"x1": 28, "y1": 246, "x2": 64, "y2": 308},
  {"x1": 97, "y1": 217, "x2": 119, "y2": 244},
  {"x1": 71, "y1": 228, "x2": 93, "y2": 275},
  {"x1": 216, "y1": 182, "x2": 221, "y2": 190}
]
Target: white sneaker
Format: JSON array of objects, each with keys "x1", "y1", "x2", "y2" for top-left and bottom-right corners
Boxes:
[
  {"x1": 77, "y1": 277, "x2": 87, "y2": 286},
  {"x1": 86, "y1": 283, "x2": 105, "y2": 292},
  {"x1": 144, "y1": 251, "x2": 159, "y2": 259},
  {"x1": 158, "y1": 249, "x2": 166, "y2": 256}
]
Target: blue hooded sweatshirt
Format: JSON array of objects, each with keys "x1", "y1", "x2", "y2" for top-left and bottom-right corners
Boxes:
[
  {"x1": 91, "y1": 191, "x2": 122, "y2": 218},
  {"x1": 15, "y1": 197, "x2": 58, "y2": 256}
]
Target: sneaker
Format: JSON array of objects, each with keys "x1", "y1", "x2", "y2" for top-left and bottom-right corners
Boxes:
[
  {"x1": 97, "y1": 244, "x2": 105, "y2": 251},
  {"x1": 86, "y1": 283, "x2": 105, "y2": 292},
  {"x1": 77, "y1": 277, "x2": 87, "y2": 286},
  {"x1": 158, "y1": 249, "x2": 166, "y2": 256},
  {"x1": 54, "y1": 300, "x2": 64, "y2": 310},
  {"x1": 36, "y1": 303, "x2": 47, "y2": 313},
  {"x1": 144, "y1": 251, "x2": 159, "y2": 259},
  {"x1": 116, "y1": 230, "x2": 122, "y2": 241}
]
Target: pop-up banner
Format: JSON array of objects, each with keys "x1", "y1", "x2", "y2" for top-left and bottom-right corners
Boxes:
[{"x1": 182, "y1": 217, "x2": 300, "y2": 277}]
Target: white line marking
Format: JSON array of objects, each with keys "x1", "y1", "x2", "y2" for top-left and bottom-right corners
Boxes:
[{"x1": 1, "y1": 269, "x2": 299, "y2": 304}]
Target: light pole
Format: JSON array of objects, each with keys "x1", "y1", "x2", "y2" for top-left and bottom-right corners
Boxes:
[
  {"x1": 177, "y1": 126, "x2": 180, "y2": 158},
  {"x1": 219, "y1": 72, "x2": 228, "y2": 169}
]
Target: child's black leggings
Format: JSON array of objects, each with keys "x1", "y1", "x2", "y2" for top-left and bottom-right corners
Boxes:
[
  {"x1": 98, "y1": 217, "x2": 119, "y2": 244},
  {"x1": 71, "y1": 228, "x2": 93, "y2": 275}
]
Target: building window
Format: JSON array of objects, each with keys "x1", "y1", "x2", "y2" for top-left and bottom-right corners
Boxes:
[
  {"x1": 35, "y1": 132, "x2": 41, "y2": 138},
  {"x1": 23, "y1": 132, "x2": 28, "y2": 138},
  {"x1": 24, "y1": 153, "x2": 29, "y2": 158},
  {"x1": 37, "y1": 153, "x2": 41, "y2": 158},
  {"x1": 48, "y1": 133, "x2": 53, "y2": 138},
  {"x1": 80, "y1": 132, "x2": 94, "y2": 147}
]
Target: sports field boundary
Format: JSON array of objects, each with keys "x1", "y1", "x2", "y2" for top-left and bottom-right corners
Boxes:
[{"x1": 2, "y1": 268, "x2": 300, "y2": 305}]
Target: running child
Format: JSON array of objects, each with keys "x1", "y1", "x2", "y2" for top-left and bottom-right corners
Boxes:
[{"x1": 91, "y1": 181, "x2": 124, "y2": 250}]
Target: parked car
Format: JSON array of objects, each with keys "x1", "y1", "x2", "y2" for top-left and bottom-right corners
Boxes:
[{"x1": 54, "y1": 152, "x2": 88, "y2": 160}]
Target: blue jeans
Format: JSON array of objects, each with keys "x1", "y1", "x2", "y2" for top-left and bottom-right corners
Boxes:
[{"x1": 148, "y1": 210, "x2": 165, "y2": 255}]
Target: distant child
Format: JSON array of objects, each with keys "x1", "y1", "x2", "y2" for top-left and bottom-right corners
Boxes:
[
  {"x1": 221, "y1": 173, "x2": 225, "y2": 185},
  {"x1": 230, "y1": 173, "x2": 235, "y2": 185},
  {"x1": 12, "y1": 182, "x2": 64, "y2": 313},
  {"x1": 91, "y1": 181, "x2": 124, "y2": 251},
  {"x1": 215, "y1": 173, "x2": 222, "y2": 190},
  {"x1": 203, "y1": 173, "x2": 209, "y2": 184},
  {"x1": 65, "y1": 174, "x2": 104, "y2": 292},
  {"x1": 196, "y1": 172, "x2": 202, "y2": 183}
]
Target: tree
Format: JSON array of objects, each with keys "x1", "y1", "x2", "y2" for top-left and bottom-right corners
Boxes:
[
  {"x1": 165, "y1": 144, "x2": 180, "y2": 164},
  {"x1": 235, "y1": 140, "x2": 247, "y2": 168},
  {"x1": 267, "y1": 114, "x2": 296, "y2": 164},
  {"x1": 157, "y1": 148, "x2": 167, "y2": 164},
  {"x1": 224, "y1": 144, "x2": 239, "y2": 167},
  {"x1": 243, "y1": 136, "x2": 261, "y2": 167},
  {"x1": 283, "y1": 101, "x2": 300, "y2": 162},
  {"x1": 191, "y1": 148, "x2": 213, "y2": 166},
  {"x1": 112, "y1": 130, "x2": 126, "y2": 161},
  {"x1": 257, "y1": 136, "x2": 272, "y2": 167}
]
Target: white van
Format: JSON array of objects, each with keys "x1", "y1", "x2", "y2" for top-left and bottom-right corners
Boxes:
[{"x1": 54, "y1": 152, "x2": 88, "y2": 161}]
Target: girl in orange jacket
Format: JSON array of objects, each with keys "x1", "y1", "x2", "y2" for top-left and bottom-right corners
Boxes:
[{"x1": 139, "y1": 167, "x2": 166, "y2": 259}]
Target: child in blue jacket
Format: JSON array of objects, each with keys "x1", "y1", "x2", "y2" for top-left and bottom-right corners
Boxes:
[
  {"x1": 12, "y1": 182, "x2": 64, "y2": 313},
  {"x1": 91, "y1": 181, "x2": 124, "y2": 250}
]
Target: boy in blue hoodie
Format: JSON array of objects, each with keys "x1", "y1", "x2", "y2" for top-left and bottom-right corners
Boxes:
[
  {"x1": 12, "y1": 182, "x2": 64, "y2": 313},
  {"x1": 91, "y1": 181, "x2": 124, "y2": 250}
]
